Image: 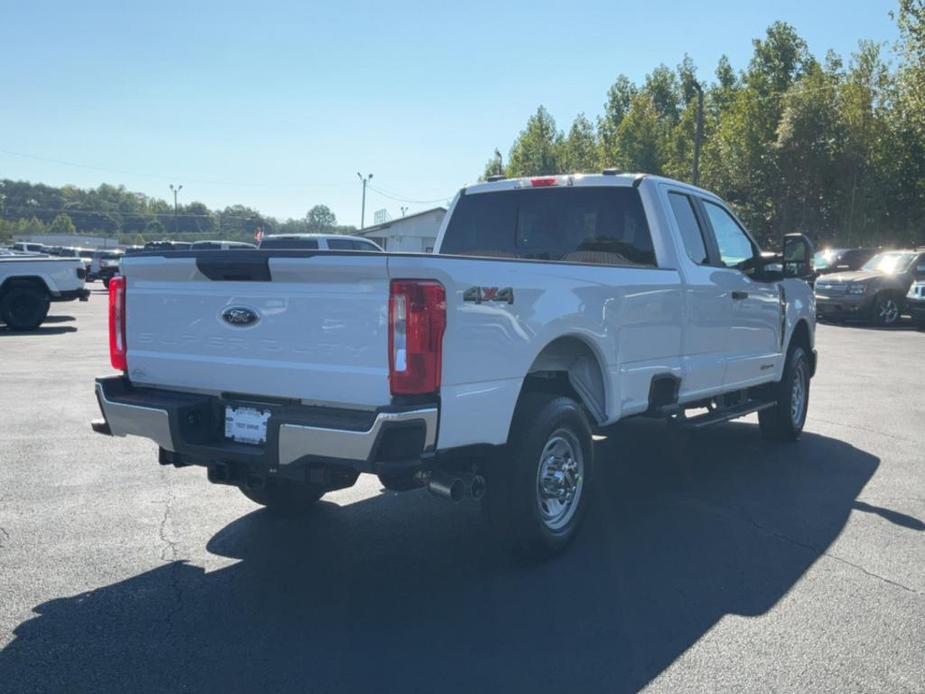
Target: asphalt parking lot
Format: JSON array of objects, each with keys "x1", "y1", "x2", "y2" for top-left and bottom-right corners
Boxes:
[{"x1": 1, "y1": 289, "x2": 923, "y2": 693}]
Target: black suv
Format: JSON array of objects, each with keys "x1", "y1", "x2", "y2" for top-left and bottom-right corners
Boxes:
[
  {"x1": 813, "y1": 247, "x2": 877, "y2": 275},
  {"x1": 815, "y1": 249, "x2": 925, "y2": 326}
]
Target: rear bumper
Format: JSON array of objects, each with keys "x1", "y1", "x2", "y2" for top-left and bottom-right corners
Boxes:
[{"x1": 92, "y1": 376, "x2": 438, "y2": 478}]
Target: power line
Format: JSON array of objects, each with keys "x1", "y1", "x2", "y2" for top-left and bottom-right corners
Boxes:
[
  {"x1": 0, "y1": 148, "x2": 353, "y2": 189},
  {"x1": 366, "y1": 183, "x2": 450, "y2": 205},
  {"x1": 0, "y1": 203, "x2": 267, "y2": 222}
]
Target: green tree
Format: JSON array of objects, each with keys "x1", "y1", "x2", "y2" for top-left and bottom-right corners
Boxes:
[
  {"x1": 560, "y1": 114, "x2": 599, "y2": 173},
  {"x1": 613, "y1": 94, "x2": 665, "y2": 174},
  {"x1": 306, "y1": 204, "x2": 337, "y2": 232},
  {"x1": 482, "y1": 149, "x2": 504, "y2": 179},
  {"x1": 48, "y1": 213, "x2": 76, "y2": 235},
  {"x1": 507, "y1": 106, "x2": 562, "y2": 176},
  {"x1": 599, "y1": 75, "x2": 637, "y2": 165},
  {"x1": 144, "y1": 219, "x2": 166, "y2": 237}
]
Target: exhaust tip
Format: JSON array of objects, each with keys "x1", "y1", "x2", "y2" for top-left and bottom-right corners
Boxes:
[
  {"x1": 469, "y1": 474, "x2": 487, "y2": 501},
  {"x1": 427, "y1": 472, "x2": 465, "y2": 502}
]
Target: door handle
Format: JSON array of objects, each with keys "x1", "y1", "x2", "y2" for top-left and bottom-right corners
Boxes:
[{"x1": 731, "y1": 291, "x2": 748, "y2": 300}]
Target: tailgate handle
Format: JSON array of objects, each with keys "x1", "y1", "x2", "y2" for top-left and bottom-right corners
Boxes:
[{"x1": 196, "y1": 254, "x2": 271, "y2": 282}]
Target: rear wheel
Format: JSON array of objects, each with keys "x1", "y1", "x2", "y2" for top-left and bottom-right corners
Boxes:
[
  {"x1": 484, "y1": 393, "x2": 594, "y2": 558},
  {"x1": 871, "y1": 292, "x2": 901, "y2": 327},
  {"x1": 238, "y1": 478, "x2": 325, "y2": 515},
  {"x1": 759, "y1": 345, "x2": 810, "y2": 442},
  {"x1": 0, "y1": 287, "x2": 50, "y2": 330}
]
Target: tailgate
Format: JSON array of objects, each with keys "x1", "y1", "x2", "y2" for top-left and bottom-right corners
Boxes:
[{"x1": 123, "y1": 252, "x2": 390, "y2": 407}]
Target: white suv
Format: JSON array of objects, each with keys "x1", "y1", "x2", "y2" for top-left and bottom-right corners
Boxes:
[{"x1": 259, "y1": 234, "x2": 382, "y2": 251}]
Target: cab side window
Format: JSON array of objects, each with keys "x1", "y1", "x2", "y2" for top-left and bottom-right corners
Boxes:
[
  {"x1": 668, "y1": 192, "x2": 708, "y2": 265},
  {"x1": 703, "y1": 201, "x2": 755, "y2": 270}
]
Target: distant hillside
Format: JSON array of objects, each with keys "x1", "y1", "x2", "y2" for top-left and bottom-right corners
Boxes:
[{"x1": 0, "y1": 179, "x2": 354, "y2": 244}]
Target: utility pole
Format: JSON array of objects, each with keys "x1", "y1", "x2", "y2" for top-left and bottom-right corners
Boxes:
[
  {"x1": 401, "y1": 206, "x2": 408, "y2": 217},
  {"x1": 169, "y1": 184, "x2": 183, "y2": 236},
  {"x1": 357, "y1": 172, "x2": 373, "y2": 229},
  {"x1": 692, "y1": 82, "x2": 704, "y2": 187}
]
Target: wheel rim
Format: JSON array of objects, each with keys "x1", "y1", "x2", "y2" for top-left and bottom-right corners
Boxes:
[
  {"x1": 535, "y1": 429, "x2": 584, "y2": 531},
  {"x1": 790, "y1": 360, "x2": 808, "y2": 427},
  {"x1": 878, "y1": 298, "x2": 899, "y2": 324}
]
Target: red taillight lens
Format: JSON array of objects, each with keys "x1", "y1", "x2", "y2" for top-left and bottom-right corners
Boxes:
[
  {"x1": 108, "y1": 276, "x2": 127, "y2": 371},
  {"x1": 389, "y1": 280, "x2": 446, "y2": 396},
  {"x1": 530, "y1": 177, "x2": 558, "y2": 187}
]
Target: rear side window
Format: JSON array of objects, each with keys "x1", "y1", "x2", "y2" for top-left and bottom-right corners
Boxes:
[
  {"x1": 327, "y1": 238, "x2": 378, "y2": 251},
  {"x1": 441, "y1": 187, "x2": 656, "y2": 267},
  {"x1": 259, "y1": 238, "x2": 319, "y2": 249},
  {"x1": 668, "y1": 192, "x2": 708, "y2": 265}
]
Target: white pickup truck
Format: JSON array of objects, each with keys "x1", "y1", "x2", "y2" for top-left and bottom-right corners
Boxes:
[
  {"x1": 91, "y1": 173, "x2": 817, "y2": 557},
  {"x1": 0, "y1": 256, "x2": 90, "y2": 329}
]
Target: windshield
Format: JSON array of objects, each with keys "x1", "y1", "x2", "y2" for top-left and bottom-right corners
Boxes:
[
  {"x1": 861, "y1": 251, "x2": 916, "y2": 274},
  {"x1": 814, "y1": 249, "x2": 842, "y2": 270}
]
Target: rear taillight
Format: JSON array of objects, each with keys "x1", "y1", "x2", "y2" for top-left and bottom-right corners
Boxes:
[
  {"x1": 108, "y1": 276, "x2": 127, "y2": 371},
  {"x1": 389, "y1": 280, "x2": 446, "y2": 396}
]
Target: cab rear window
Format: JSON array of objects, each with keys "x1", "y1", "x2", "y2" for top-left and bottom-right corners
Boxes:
[{"x1": 440, "y1": 186, "x2": 656, "y2": 267}]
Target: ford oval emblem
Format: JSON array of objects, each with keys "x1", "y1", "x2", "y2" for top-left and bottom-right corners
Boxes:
[{"x1": 222, "y1": 306, "x2": 260, "y2": 327}]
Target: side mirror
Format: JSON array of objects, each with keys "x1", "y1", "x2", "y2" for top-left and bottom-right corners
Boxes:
[{"x1": 782, "y1": 233, "x2": 815, "y2": 281}]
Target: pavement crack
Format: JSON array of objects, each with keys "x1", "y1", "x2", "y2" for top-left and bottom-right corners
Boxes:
[
  {"x1": 156, "y1": 469, "x2": 184, "y2": 636},
  {"x1": 683, "y1": 495, "x2": 924, "y2": 597},
  {"x1": 809, "y1": 416, "x2": 914, "y2": 444},
  {"x1": 0, "y1": 526, "x2": 9, "y2": 548},
  {"x1": 157, "y1": 471, "x2": 179, "y2": 563}
]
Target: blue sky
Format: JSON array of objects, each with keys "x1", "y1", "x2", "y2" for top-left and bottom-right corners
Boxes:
[{"x1": 0, "y1": 1, "x2": 900, "y2": 227}]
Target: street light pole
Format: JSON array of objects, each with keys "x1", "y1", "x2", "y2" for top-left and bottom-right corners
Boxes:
[
  {"x1": 357, "y1": 172, "x2": 373, "y2": 229},
  {"x1": 169, "y1": 184, "x2": 183, "y2": 236},
  {"x1": 692, "y1": 82, "x2": 704, "y2": 187}
]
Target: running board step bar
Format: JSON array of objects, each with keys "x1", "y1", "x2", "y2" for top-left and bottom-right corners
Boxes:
[{"x1": 674, "y1": 399, "x2": 776, "y2": 430}]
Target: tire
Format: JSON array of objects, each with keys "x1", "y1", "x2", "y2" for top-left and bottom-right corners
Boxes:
[
  {"x1": 484, "y1": 393, "x2": 594, "y2": 558},
  {"x1": 871, "y1": 291, "x2": 901, "y2": 327},
  {"x1": 759, "y1": 345, "x2": 810, "y2": 442},
  {"x1": 0, "y1": 287, "x2": 50, "y2": 330},
  {"x1": 238, "y1": 478, "x2": 325, "y2": 515}
]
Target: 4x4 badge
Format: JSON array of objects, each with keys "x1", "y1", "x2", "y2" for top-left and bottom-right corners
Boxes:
[{"x1": 463, "y1": 287, "x2": 514, "y2": 304}]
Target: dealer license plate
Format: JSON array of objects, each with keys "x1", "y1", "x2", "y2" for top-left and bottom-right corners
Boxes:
[{"x1": 224, "y1": 406, "x2": 271, "y2": 445}]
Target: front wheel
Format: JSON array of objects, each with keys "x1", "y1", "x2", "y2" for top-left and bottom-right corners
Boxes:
[
  {"x1": 484, "y1": 393, "x2": 594, "y2": 558},
  {"x1": 871, "y1": 292, "x2": 902, "y2": 327},
  {"x1": 238, "y1": 478, "x2": 325, "y2": 515},
  {"x1": 759, "y1": 346, "x2": 810, "y2": 442}
]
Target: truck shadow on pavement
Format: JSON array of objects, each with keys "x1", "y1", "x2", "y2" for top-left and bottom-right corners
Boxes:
[
  {"x1": 0, "y1": 421, "x2": 887, "y2": 693},
  {"x1": 0, "y1": 324, "x2": 77, "y2": 335}
]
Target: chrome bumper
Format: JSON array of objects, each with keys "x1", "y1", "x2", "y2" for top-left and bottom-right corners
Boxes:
[
  {"x1": 277, "y1": 409, "x2": 437, "y2": 465},
  {"x1": 95, "y1": 381, "x2": 174, "y2": 451},
  {"x1": 94, "y1": 378, "x2": 438, "y2": 466}
]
